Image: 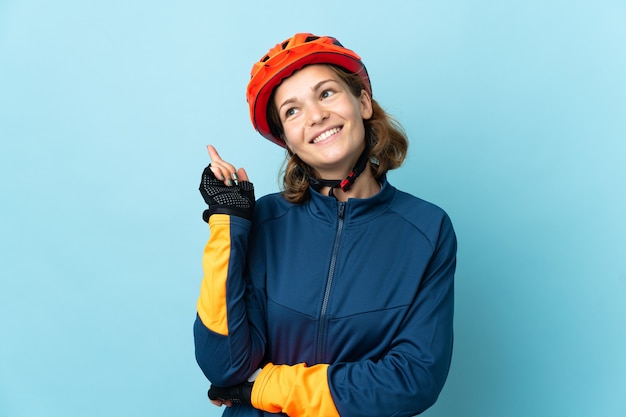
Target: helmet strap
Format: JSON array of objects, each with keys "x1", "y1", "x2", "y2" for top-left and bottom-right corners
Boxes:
[{"x1": 308, "y1": 147, "x2": 370, "y2": 197}]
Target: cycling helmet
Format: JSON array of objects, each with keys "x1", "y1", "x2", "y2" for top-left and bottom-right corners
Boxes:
[{"x1": 246, "y1": 33, "x2": 371, "y2": 147}]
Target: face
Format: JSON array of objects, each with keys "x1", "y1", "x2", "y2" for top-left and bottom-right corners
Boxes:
[{"x1": 273, "y1": 64, "x2": 373, "y2": 178}]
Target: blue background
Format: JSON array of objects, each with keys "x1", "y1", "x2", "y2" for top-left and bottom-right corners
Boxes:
[{"x1": 1, "y1": 1, "x2": 625, "y2": 416}]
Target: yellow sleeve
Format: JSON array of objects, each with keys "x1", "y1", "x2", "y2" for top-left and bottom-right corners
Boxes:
[
  {"x1": 251, "y1": 363, "x2": 339, "y2": 417},
  {"x1": 196, "y1": 214, "x2": 232, "y2": 336}
]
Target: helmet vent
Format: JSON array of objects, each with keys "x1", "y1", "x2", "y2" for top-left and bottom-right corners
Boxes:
[{"x1": 305, "y1": 36, "x2": 320, "y2": 43}]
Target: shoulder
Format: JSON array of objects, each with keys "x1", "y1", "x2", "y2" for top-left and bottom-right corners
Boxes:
[
  {"x1": 388, "y1": 187, "x2": 455, "y2": 246},
  {"x1": 253, "y1": 192, "x2": 295, "y2": 223},
  {"x1": 391, "y1": 188, "x2": 448, "y2": 218}
]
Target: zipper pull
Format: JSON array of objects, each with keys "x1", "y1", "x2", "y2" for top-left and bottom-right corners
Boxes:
[{"x1": 337, "y1": 202, "x2": 345, "y2": 220}]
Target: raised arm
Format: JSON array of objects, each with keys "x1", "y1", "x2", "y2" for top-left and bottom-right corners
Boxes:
[{"x1": 194, "y1": 145, "x2": 266, "y2": 389}]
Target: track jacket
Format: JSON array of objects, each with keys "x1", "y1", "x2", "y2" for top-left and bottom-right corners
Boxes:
[{"x1": 194, "y1": 177, "x2": 457, "y2": 417}]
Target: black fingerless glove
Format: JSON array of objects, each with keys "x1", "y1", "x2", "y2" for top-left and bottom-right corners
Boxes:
[
  {"x1": 208, "y1": 381, "x2": 253, "y2": 405},
  {"x1": 199, "y1": 165, "x2": 255, "y2": 222}
]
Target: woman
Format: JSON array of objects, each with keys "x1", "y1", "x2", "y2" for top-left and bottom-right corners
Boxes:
[{"x1": 195, "y1": 33, "x2": 457, "y2": 417}]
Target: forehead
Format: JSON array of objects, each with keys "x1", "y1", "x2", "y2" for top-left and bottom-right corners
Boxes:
[{"x1": 274, "y1": 64, "x2": 341, "y2": 100}]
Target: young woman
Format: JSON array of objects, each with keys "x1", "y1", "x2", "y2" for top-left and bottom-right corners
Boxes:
[{"x1": 195, "y1": 33, "x2": 457, "y2": 417}]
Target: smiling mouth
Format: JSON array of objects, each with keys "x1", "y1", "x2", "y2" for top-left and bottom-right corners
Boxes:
[{"x1": 312, "y1": 127, "x2": 341, "y2": 144}]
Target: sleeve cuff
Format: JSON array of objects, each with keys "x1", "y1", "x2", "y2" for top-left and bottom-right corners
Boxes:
[{"x1": 251, "y1": 362, "x2": 339, "y2": 417}]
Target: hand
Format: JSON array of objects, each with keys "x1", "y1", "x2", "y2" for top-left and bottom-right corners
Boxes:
[
  {"x1": 199, "y1": 145, "x2": 255, "y2": 221},
  {"x1": 206, "y1": 145, "x2": 250, "y2": 187},
  {"x1": 208, "y1": 381, "x2": 254, "y2": 406},
  {"x1": 209, "y1": 397, "x2": 233, "y2": 408}
]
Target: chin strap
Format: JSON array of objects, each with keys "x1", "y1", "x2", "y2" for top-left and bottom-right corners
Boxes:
[{"x1": 308, "y1": 148, "x2": 369, "y2": 197}]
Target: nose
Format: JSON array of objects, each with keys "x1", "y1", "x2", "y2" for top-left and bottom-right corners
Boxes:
[{"x1": 307, "y1": 102, "x2": 328, "y2": 126}]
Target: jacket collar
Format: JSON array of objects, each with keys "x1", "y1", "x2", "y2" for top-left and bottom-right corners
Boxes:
[{"x1": 306, "y1": 175, "x2": 396, "y2": 224}]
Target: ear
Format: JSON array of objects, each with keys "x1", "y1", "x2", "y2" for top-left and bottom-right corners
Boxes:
[{"x1": 359, "y1": 89, "x2": 373, "y2": 120}]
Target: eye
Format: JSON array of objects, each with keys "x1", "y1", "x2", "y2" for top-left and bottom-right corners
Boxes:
[
  {"x1": 320, "y1": 89, "x2": 334, "y2": 100},
  {"x1": 284, "y1": 107, "x2": 298, "y2": 119}
]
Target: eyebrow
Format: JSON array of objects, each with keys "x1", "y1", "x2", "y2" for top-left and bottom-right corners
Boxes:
[{"x1": 277, "y1": 78, "x2": 337, "y2": 112}]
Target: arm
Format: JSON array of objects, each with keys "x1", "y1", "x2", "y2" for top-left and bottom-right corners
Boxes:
[
  {"x1": 193, "y1": 146, "x2": 266, "y2": 387},
  {"x1": 249, "y1": 214, "x2": 457, "y2": 417},
  {"x1": 194, "y1": 214, "x2": 267, "y2": 386}
]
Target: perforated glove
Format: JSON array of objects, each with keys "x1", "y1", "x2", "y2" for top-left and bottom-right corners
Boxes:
[
  {"x1": 208, "y1": 381, "x2": 253, "y2": 405},
  {"x1": 199, "y1": 164, "x2": 255, "y2": 222}
]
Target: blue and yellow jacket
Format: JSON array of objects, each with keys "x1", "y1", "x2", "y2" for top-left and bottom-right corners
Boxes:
[{"x1": 194, "y1": 178, "x2": 457, "y2": 417}]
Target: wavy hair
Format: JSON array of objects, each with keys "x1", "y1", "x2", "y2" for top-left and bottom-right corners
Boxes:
[{"x1": 267, "y1": 65, "x2": 408, "y2": 203}]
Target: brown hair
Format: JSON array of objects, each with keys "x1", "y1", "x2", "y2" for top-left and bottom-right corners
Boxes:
[{"x1": 267, "y1": 65, "x2": 408, "y2": 203}]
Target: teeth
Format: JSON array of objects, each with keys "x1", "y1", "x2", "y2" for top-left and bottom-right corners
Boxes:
[{"x1": 313, "y1": 128, "x2": 340, "y2": 144}]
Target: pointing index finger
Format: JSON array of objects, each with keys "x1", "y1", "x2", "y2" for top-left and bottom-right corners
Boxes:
[{"x1": 207, "y1": 145, "x2": 222, "y2": 163}]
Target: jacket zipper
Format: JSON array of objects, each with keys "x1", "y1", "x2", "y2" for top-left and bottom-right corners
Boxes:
[{"x1": 316, "y1": 201, "x2": 346, "y2": 363}]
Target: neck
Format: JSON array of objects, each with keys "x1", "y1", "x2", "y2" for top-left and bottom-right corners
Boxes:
[{"x1": 319, "y1": 162, "x2": 380, "y2": 201}]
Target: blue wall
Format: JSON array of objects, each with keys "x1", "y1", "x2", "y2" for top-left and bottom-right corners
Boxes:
[{"x1": 1, "y1": 1, "x2": 624, "y2": 416}]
